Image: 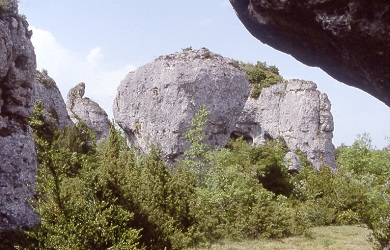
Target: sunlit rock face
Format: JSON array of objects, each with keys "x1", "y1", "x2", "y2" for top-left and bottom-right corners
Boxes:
[
  {"x1": 66, "y1": 82, "x2": 110, "y2": 141},
  {"x1": 234, "y1": 79, "x2": 336, "y2": 170},
  {"x1": 33, "y1": 70, "x2": 72, "y2": 129},
  {"x1": 229, "y1": 0, "x2": 390, "y2": 107},
  {"x1": 114, "y1": 48, "x2": 250, "y2": 162},
  {"x1": 0, "y1": 0, "x2": 40, "y2": 232}
]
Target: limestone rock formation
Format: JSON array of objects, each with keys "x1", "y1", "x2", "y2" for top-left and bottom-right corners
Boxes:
[
  {"x1": 0, "y1": 0, "x2": 39, "y2": 232},
  {"x1": 66, "y1": 82, "x2": 110, "y2": 141},
  {"x1": 229, "y1": 0, "x2": 390, "y2": 107},
  {"x1": 233, "y1": 79, "x2": 336, "y2": 170},
  {"x1": 33, "y1": 70, "x2": 72, "y2": 129},
  {"x1": 114, "y1": 48, "x2": 250, "y2": 161},
  {"x1": 284, "y1": 151, "x2": 302, "y2": 173}
]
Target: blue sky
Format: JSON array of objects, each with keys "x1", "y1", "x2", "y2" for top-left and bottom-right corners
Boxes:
[{"x1": 19, "y1": 0, "x2": 389, "y2": 148}]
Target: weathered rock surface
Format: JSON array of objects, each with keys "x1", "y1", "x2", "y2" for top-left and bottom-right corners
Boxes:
[
  {"x1": 0, "y1": 0, "x2": 39, "y2": 232},
  {"x1": 229, "y1": 0, "x2": 390, "y2": 107},
  {"x1": 66, "y1": 82, "x2": 110, "y2": 141},
  {"x1": 234, "y1": 79, "x2": 336, "y2": 170},
  {"x1": 284, "y1": 151, "x2": 302, "y2": 173},
  {"x1": 33, "y1": 70, "x2": 72, "y2": 129},
  {"x1": 114, "y1": 48, "x2": 250, "y2": 161}
]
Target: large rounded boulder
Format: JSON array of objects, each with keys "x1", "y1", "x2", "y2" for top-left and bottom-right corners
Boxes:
[{"x1": 114, "y1": 48, "x2": 250, "y2": 161}]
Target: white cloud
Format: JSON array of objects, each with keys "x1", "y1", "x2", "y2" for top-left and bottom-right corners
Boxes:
[
  {"x1": 31, "y1": 27, "x2": 136, "y2": 118},
  {"x1": 86, "y1": 47, "x2": 103, "y2": 66}
]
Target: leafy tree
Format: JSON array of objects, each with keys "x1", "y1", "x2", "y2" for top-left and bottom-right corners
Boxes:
[
  {"x1": 336, "y1": 133, "x2": 390, "y2": 249},
  {"x1": 183, "y1": 104, "x2": 211, "y2": 184}
]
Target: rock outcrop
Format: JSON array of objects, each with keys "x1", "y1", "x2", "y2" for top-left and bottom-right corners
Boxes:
[
  {"x1": 33, "y1": 70, "x2": 72, "y2": 129},
  {"x1": 114, "y1": 48, "x2": 250, "y2": 161},
  {"x1": 229, "y1": 0, "x2": 390, "y2": 107},
  {"x1": 233, "y1": 79, "x2": 336, "y2": 170},
  {"x1": 66, "y1": 82, "x2": 110, "y2": 141},
  {"x1": 0, "y1": 0, "x2": 39, "y2": 232}
]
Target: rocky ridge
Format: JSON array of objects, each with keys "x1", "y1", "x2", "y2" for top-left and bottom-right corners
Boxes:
[
  {"x1": 0, "y1": 0, "x2": 39, "y2": 232},
  {"x1": 66, "y1": 82, "x2": 110, "y2": 141},
  {"x1": 234, "y1": 79, "x2": 336, "y2": 170},
  {"x1": 33, "y1": 70, "x2": 72, "y2": 129},
  {"x1": 229, "y1": 0, "x2": 390, "y2": 107},
  {"x1": 114, "y1": 48, "x2": 250, "y2": 161}
]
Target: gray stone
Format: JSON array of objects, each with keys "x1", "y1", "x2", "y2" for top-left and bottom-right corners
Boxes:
[
  {"x1": 284, "y1": 151, "x2": 302, "y2": 172},
  {"x1": 229, "y1": 0, "x2": 390, "y2": 107},
  {"x1": 114, "y1": 48, "x2": 250, "y2": 161},
  {"x1": 66, "y1": 82, "x2": 110, "y2": 141},
  {"x1": 0, "y1": 0, "x2": 39, "y2": 232},
  {"x1": 33, "y1": 70, "x2": 72, "y2": 129},
  {"x1": 234, "y1": 79, "x2": 336, "y2": 170}
]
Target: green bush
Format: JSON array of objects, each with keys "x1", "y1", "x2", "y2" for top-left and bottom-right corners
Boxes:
[
  {"x1": 290, "y1": 133, "x2": 390, "y2": 249},
  {"x1": 240, "y1": 61, "x2": 283, "y2": 98},
  {"x1": 182, "y1": 108, "x2": 308, "y2": 243},
  {"x1": 336, "y1": 134, "x2": 390, "y2": 249},
  {"x1": 9, "y1": 103, "x2": 386, "y2": 250},
  {"x1": 24, "y1": 108, "x2": 142, "y2": 249},
  {"x1": 0, "y1": 0, "x2": 10, "y2": 11}
]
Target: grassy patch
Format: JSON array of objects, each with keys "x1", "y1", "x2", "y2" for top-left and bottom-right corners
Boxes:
[{"x1": 196, "y1": 225, "x2": 372, "y2": 250}]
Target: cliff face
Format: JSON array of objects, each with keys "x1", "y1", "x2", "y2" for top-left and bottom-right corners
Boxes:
[
  {"x1": 114, "y1": 48, "x2": 250, "y2": 161},
  {"x1": 229, "y1": 0, "x2": 390, "y2": 107},
  {"x1": 114, "y1": 49, "x2": 336, "y2": 169},
  {"x1": 66, "y1": 82, "x2": 110, "y2": 141},
  {"x1": 0, "y1": 0, "x2": 39, "y2": 231},
  {"x1": 234, "y1": 79, "x2": 336, "y2": 170},
  {"x1": 33, "y1": 70, "x2": 72, "y2": 129}
]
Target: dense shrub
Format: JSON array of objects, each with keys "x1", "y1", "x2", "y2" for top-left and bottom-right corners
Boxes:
[
  {"x1": 5, "y1": 104, "x2": 386, "y2": 250},
  {"x1": 240, "y1": 61, "x2": 283, "y2": 98},
  {"x1": 291, "y1": 133, "x2": 390, "y2": 249},
  {"x1": 335, "y1": 134, "x2": 390, "y2": 249},
  {"x1": 185, "y1": 110, "x2": 308, "y2": 243},
  {"x1": 24, "y1": 105, "x2": 141, "y2": 249}
]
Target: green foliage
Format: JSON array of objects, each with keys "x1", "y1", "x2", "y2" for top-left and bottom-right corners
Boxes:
[
  {"x1": 11, "y1": 104, "x2": 387, "y2": 250},
  {"x1": 292, "y1": 166, "x2": 364, "y2": 226},
  {"x1": 248, "y1": 139, "x2": 293, "y2": 196},
  {"x1": 192, "y1": 140, "x2": 308, "y2": 242},
  {"x1": 24, "y1": 105, "x2": 142, "y2": 249},
  {"x1": 0, "y1": 0, "x2": 10, "y2": 11},
  {"x1": 336, "y1": 133, "x2": 390, "y2": 181},
  {"x1": 183, "y1": 105, "x2": 211, "y2": 184},
  {"x1": 335, "y1": 133, "x2": 390, "y2": 249},
  {"x1": 128, "y1": 148, "x2": 198, "y2": 249},
  {"x1": 291, "y1": 133, "x2": 390, "y2": 249},
  {"x1": 182, "y1": 46, "x2": 193, "y2": 52},
  {"x1": 240, "y1": 61, "x2": 283, "y2": 98},
  {"x1": 36, "y1": 69, "x2": 55, "y2": 88}
]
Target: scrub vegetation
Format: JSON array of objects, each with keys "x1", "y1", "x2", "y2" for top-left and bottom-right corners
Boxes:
[
  {"x1": 1, "y1": 104, "x2": 388, "y2": 250},
  {"x1": 240, "y1": 61, "x2": 283, "y2": 98}
]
